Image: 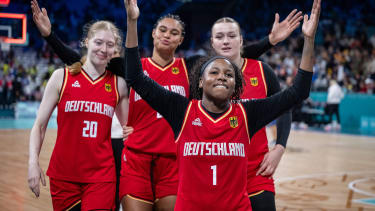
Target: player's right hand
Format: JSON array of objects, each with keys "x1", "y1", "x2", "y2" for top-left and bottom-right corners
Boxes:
[
  {"x1": 31, "y1": 0, "x2": 52, "y2": 37},
  {"x1": 28, "y1": 163, "x2": 46, "y2": 197}
]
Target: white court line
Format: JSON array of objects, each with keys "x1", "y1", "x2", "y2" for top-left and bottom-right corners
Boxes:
[
  {"x1": 348, "y1": 178, "x2": 375, "y2": 197},
  {"x1": 276, "y1": 171, "x2": 375, "y2": 199},
  {"x1": 276, "y1": 171, "x2": 375, "y2": 183}
]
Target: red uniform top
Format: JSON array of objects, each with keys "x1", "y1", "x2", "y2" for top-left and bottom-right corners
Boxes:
[
  {"x1": 240, "y1": 59, "x2": 275, "y2": 194},
  {"x1": 126, "y1": 57, "x2": 189, "y2": 154},
  {"x1": 174, "y1": 100, "x2": 252, "y2": 211},
  {"x1": 47, "y1": 68, "x2": 119, "y2": 183}
]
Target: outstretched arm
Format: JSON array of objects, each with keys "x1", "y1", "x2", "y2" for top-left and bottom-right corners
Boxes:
[
  {"x1": 124, "y1": 0, "x2": 189, "y2": 137},
  {"x1": 242, "y1": 9, "x2": 303, "y2": 59},
  {"x1": 244, "y1": 0, "x2": 320, "y2": 136},
  {"x1": 31, "y1": 0, "x2": 80, "y2": 65}
]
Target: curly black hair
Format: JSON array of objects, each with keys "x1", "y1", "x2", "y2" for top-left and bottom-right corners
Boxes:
[
  {"x1": 153, "y1": 14, "x2": 186, "y2": 36},
  {"x1": 189, "y1": 56, "x2": 244, "y2": 101}
]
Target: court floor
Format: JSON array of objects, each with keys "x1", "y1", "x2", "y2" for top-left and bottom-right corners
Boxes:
[{"x1": 0, "y1": 129, "x2": 374, "y2": 210}]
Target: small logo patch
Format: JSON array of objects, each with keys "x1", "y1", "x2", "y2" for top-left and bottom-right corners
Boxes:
[
  {"x1": 192, "y1": 118, "x2": 202, "y2": 126},
  {"x1": 171, "y1": 67, "x2": 180, "y2": 74},
  {"x1": 105, "y1": 83, "x2": 112, "y2": 92},
  {"x1": 250, "y1": 77, "x2": 258, "y2": 86},
  {"x1": 229, "y1": 116, "x2": 238, "y2": 128},
  {"x1": 72, "y1": 80, "x2": 80, "y2": 88}
]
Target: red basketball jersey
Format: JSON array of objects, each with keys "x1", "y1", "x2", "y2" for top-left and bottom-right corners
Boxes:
[
  {"x1": 126, "y1": 58, "x2": 189, "y2": 154},
  {"x1": 47, "y1": 68, "x2": 119, "y2": 183},
  {"x1": 174, "y1": 100, "x2": 251, "y2": 211},
  {"x1": 241, "y1": 58, "x2": 275, "y2": 194}
]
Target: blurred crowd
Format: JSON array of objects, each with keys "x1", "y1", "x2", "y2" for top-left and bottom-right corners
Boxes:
[{"x1": 1, "y1": 0, "x2": 374, "y2": 108}]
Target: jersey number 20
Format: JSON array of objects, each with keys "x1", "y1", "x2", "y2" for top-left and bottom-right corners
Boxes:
[{"x1": 83, "y1": 120, "x2": 98, "y2": 138}]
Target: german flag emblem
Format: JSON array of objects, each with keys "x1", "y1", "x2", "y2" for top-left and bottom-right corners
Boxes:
[
  {"x1": 250, "y1": 77, "x2": 258, "y2": 86},
  {"x1": 105, "y1": 83, "x2": 112, "y2": 92},
  {"x1": 172, "y1": 67, "x2": 180, "y2": 74},
  {"x1": 229, "y1": 116, "x2": 238, "y2": 128}
]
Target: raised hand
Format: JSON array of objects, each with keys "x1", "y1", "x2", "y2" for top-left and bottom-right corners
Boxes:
[
  {"x1": 28, "y1": 163, "x2": 46, "y2": 197},
  {"x1": 302, "y1": 0, "x2": 321, "y2": 39},
  {"x1": 269, "y1": 9, "x2": 303, "y2": 45},
  {"x1": 30, "y1": 0, "x2": 51, "y2": 37},
  {"x1": 124, "y1": 0, "x2": 139, "y2": 21}
]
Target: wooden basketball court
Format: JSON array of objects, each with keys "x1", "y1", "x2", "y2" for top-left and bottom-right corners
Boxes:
[{"x1": 0, "y1": 129, "x2": 374, "y2": 210}]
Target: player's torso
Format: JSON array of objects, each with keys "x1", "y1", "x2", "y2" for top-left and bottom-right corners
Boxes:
[
  {"x1": 47, "y1": 68, "x2": 118, "y2": 182},
  {"x1": 126, "y1": 57, "x2": 189, "y2": 154},
  {"x1": 241, "y1": 59, "x2": 269, "y2": 166},
  {"x1": 174, "y1": 100, "x2": 251, "y2": 211}
]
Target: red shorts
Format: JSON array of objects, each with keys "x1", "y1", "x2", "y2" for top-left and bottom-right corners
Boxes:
[
  {"x1": 119, "y1": 147, "x2": 178, "y2": 203},
  {"x1": 49, "y1": 178, "x2": 115, "y2": 211}
]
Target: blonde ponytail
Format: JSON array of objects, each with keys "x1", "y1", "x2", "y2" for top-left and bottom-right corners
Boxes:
[{"x1": 67, "y1": 56, "x2": 87, "y2": 75}]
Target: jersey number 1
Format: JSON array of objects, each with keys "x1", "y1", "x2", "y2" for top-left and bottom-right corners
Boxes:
[
  {"x1": 211, "y1": 165, "x2": 217, "y2": 186},
  {"x1": 83, "y1": 120, "x2": 98, "y2": 138}
]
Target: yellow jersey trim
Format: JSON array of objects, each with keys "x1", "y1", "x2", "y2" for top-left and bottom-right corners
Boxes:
[
  {"x1": 248, "y1": 190, "x2": 265, "y2": 198},
  {"x1": 198, "y1": 101, "x2": 232, "y2": 123},
  {"x1": 176, "y1": 101, "x2": 193, "y2": 143},
  {"x1": 81, "y1": 69, "x2": 107, "y2": 85},
  {"x1": 239, "y1": 103, "x2": 251, "y2": 143},
  {"x1": 258, "y1": 61, "x2": 267, "y2": 96},
  {"x1": 126, "y1": 194, "x2": 154, "y2": 205},
  {"x1": 58, "y1": 68, "x2": 69, "y2": 103},
  {"x1": 147, "y1": 57, "x2": 176, "y2": 72}
]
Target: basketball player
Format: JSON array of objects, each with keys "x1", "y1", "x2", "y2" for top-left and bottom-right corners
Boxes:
[
  {"x1": 123, "y1": 0, "x2": 320, "y2": 210},
  {"x1": 28, "y1": 20, "x2": 129, "y2": 210},
  {"x1": 210, "y1": 16, "x2": 299, "y2": 210}
]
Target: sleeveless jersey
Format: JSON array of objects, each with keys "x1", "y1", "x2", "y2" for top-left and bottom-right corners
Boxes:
[
  {"x1": 47, "y1": 68, "x2": 119, "y2": 183},
  {"x1": 174, "y1": 100, "x2": 251, "y2": 211},
  {"x1": 241, "y1": 58, "x2": 275, "y2": 193},
  {"x1": 126, "y1": 57, "x2": 189, "y2": 154}
]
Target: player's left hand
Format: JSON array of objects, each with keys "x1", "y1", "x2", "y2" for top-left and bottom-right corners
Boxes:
[
  {"x1": 302, "y1": 0, "x2": 321, "y2": 39},
  {"x1": 256, "y1": 144, "x2": 285, "y2": 177},
  {"x1": 269, "y1": 9, "x2": 303, "y2": 45}
]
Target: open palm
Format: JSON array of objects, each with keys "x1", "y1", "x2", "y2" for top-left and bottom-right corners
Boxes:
[
  {"x1": 31, "y1": 0, "x2": 51, "y2": 37},
  {"x1": 302, "y1": 0, "x2": 321, "y2": 39},
  {"x1": 269, "y1": 9, "x2": 303, "y2": 45},
  {"x1": 124, "y1": 0, "x2": 140, "y2": 20}
]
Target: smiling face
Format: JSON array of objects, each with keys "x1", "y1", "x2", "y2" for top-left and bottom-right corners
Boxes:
[
  {"x1": 211, "y1": 21, "x2": 243, "y2": 61},
  {"x1": 86, "y1": 29, "x2": 116, "y2": 67},
  {"x1": 199, "y1": 58, "x2": 236, "y2": 102},
  {"x1": 152, "y1": 17, "x2": 184, "y2": 54}
]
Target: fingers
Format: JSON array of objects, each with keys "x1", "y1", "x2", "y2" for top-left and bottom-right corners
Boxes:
[
  {"x1": 261, "y1": 165, "x2": 274, "y2": 176},
  {"x1": 303, "y1": 14, "x2": 309, "y2": 24},
  {"x1": 42, "y1": 8, "x2": 48, "y2": 17},
  {"x1": 273, "y1": 13, "x2": 280, "y2": 25},
  {"x1": 286, "y1": 9, "x2": 297, "y2": 21},
  {"x1": 28, "y1": 177, "x2": 40, "y2": 197},
  {"x1": 40, "y1": 170, "x2": 46, "y2": 186},
  {"x1": 256, "y1": 162, "x2": 267, "y2": 176},
  {"x1": 289, "y1": 11, "x2": 303, "y2": 26}
]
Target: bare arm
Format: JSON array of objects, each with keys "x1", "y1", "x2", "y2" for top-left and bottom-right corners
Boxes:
[
  {"x1": 115, "y1": 76, "x2": 129, "y2": 127},
  {"x1": 28, "y1": 68, "x2": 64, "y2": 197}
]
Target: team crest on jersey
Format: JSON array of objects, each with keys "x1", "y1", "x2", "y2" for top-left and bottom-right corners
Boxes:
[
  {"x1": 229, "y1": 116, "x2": 238, "y2": 128},
  {"x1": 250, "y1": 77, "x2": 258, "y2": 86},
  {"x1": 105, "y1": 83, "x2": 112, "y2": 92},
  {"x1": 171, "y1": 67, "x2": 180, "y2": 74}
]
